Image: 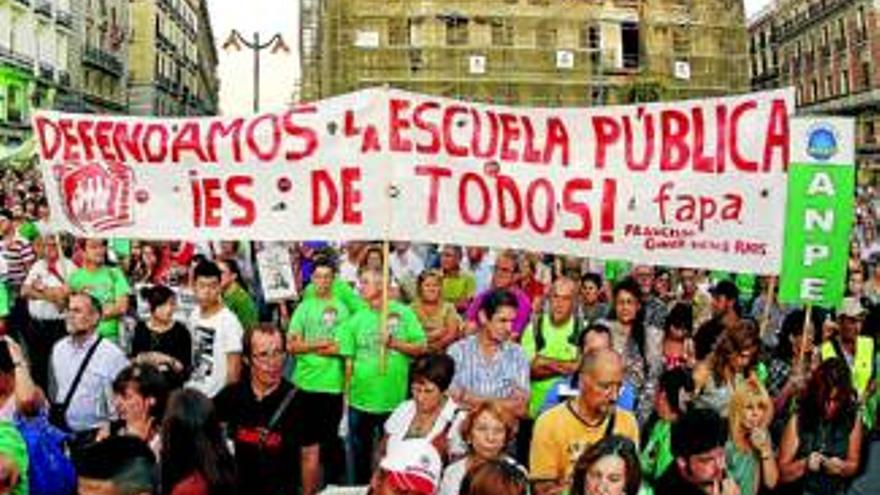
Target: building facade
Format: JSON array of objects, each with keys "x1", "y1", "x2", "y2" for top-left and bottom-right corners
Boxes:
[
  {"x1": 128, "y1": 0, "x2": 218, "y2": 117},
  {"x1": 0, "y1": 0, "x2": 75, "y2": 152},
  {"x1": 194, "y1": 0, "x2": 218, "y2": 115},
  {"x1": 749, "y1": 0, "x2": 880, "y2": 182},
  {"x1": 298, "y1": 0, "x2": 749, "y2": 107},
  {"x1": 81, "y1": 0, "x2": 129, "y2": 113}
]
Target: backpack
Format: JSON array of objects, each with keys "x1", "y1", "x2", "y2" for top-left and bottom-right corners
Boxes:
[{"x1": 16, "y1": 414, "x2": 76, "y2": 495}]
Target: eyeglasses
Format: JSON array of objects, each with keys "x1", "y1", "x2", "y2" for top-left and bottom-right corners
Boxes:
[{"x1": 252, "y1": 349, "x2": 285, "y2": 361}]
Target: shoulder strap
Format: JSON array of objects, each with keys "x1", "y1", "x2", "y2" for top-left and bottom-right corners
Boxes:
[
  {"x1": 603, "y1": 407, "x2": 617, "y2": 438},
  {"x1": 267, "y1": 386, "x2": 298, "y2": 432},
  {"x1": 534, "y1": 311, "x2": 546, "y2": 352},
  {"x1": 59, "y1": 337, "x2": 103, "y2": 414}
]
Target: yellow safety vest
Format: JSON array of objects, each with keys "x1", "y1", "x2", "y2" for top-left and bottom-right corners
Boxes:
[{"x1": 821, "y1": 336, "x2": 875, "y2": 397}]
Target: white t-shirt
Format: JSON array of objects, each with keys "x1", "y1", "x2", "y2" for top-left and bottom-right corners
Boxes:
[
  {"x1": 437, "y1": 458, "x2": 468, "y2": 495},
  {"x1": 384, "y1": 398, "x2": 466, "y2": 458},
  {"x1": 186, "y1": 306, "x2": 243, "y2": 398},
  {"x1": 23, "y1": 258, "x2": 76, "y2": 320}
]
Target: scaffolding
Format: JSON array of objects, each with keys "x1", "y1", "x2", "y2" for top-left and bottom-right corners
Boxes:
[{"x1": 297, "y1": 0, "x2": 749, "y2": 106}]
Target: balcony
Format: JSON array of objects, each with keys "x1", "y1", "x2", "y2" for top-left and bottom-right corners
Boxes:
[
  {"x1": 55, "y1": 10, "x2": 73, "y2": 28},
  {"x1": 157, "y1": 0, "x2": 170, "y2": 12},
  {"x1": 0, "y1": 46, "x2": 34, "y2": 71},
  {"x1": 83, "y1": 47, "x2": 124, "y2": 76},
  {"x1": 39, "y1": 62, "x2": 54, "y2": 81},
  {"x1": 156, "y1": 32, "x2": 174, "y2": 52},
  {"x1": 776, "y1": 0, "x2": 850, "y2": 41},
  {"x1": 10, "y1": 0, "x2": 30, "y2": 9},
  {"x1": 57, "y1": 70, "x2": 70, "y2": 87},
  {"x1": 35, "y1": 0, "x2": 52, "y2": 18}
]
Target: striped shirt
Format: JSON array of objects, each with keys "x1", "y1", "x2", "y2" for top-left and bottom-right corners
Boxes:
[
  {"x1": 0, "y1": 238, "x2": 35, "y2": 293},
  {"x1": 447, "y1": 334, "x2": 530, "y2": 400}
]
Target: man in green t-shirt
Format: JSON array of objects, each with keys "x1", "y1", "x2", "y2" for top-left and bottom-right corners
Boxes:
[
  {"x1": 287, "y1": 256, "x2": 351, "y2": 486},
  {"x1": 217, "y1": 258, "x2": 259, "y2": 331},
  {"x1": 67, "y1": 239, "x2": 130, "y2": 341},
  {"x1": 338, "y1": 268, "x2": 426, "y2": 484},
  {"x1": 302, "y1": 277, "x2": 367, "y2": 315},
  {"x1": 519, "y1": 277, "x2": 581, "y2": 462}
]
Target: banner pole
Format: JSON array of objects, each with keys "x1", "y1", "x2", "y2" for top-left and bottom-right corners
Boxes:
[
  {"x1": 797, "y1": 304, "x2": 813, "y2": 368},
  {"x1": 759, "y1": 276, "x2": 777, "y2": 343},
  {"x1": 379, "y1": 118, "x2": 394, "y2": 375}
]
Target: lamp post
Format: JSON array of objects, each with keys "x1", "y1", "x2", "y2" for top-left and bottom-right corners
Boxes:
[{"x1": 222, "y1": 30, "x2": 290, "y2": 113}]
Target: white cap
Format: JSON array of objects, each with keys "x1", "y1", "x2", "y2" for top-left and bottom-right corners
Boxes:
[{"x1": 379, "y1": 439, "x2": 442, "y2": 495}]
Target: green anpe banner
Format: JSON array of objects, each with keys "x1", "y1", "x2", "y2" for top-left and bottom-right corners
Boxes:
[{"x1": 779, "y1": 118, "x2": 855, "y2": 309}]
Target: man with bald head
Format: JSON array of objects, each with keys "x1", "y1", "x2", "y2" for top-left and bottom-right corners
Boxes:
[
  {"x1": 529, "y1": 349, "x2": 640, "y2": 495},
  {"x1": 518, "y1": 277, "x2": 581, "y2": 462}
]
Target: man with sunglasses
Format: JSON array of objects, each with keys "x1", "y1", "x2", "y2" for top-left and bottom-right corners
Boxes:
[{"x1": 215, "y1": 323, "x2": 320, "y2": 495}]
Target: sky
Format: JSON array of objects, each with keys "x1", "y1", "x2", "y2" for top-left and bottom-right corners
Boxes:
[
  {"x1": 207, "y1": 0, "x2": 300, "y2": 115},
  {"x1": 208, "y1": 0, "x2": 774, "y2": 114}
]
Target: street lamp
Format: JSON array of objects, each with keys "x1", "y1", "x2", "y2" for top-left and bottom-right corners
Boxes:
[{"x1": 222, "y1": 30, "x2": 290, "y2": 113}]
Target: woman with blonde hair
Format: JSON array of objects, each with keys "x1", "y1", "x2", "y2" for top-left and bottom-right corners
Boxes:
[
  {"x1": 437, "y1": 400, "x2": 522, "y2": 495},
  {"x1": 726, "y1": 377, "x2": 778, "y2": 495}
]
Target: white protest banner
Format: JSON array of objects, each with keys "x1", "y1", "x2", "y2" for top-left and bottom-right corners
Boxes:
[{"x1": 33, "y1": 87, "x2": 793, "y2": 274}]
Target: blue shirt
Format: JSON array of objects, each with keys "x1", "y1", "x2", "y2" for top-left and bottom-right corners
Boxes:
[
  {"x1": 539, "y1": 375, "x2": 637, "y2": 416},
  {"x1": 447, "y1": 335, "x2": 530, "y2": 400}
]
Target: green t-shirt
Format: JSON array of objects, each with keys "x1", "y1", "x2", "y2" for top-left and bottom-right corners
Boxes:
[
  {"x1": 17, "y1": 222, "x2": 39, "y2": 243},
  {"x1": 303, "y1": 278, "x2": 368, "y2": 315},
  {"x1": 604, "y1": 260, "x2": 631, "y2": 284},
  {"x1": 109, "y1": 238, "x2": 131, "y2": 259},
  {"x1": 67, "y1": 266, "x2": 131, "y2": 340},
  {"x1": 288, "y1": 295, "x2": 351, "y2": 394},
  {"x1": 521, "y1": 315, "x2": 580, "y2": 419},
  {"x1": 223, "y1": 283, "x2": 259, "y2": 331},
  {"x1": 339, "y1": 301, "x2": 426, "y2": 413},
  {"x1": 0, "y1": 282, "x2": 9, "y2": 318},
  {"x1": 735, "y1": 273, "x2": 757, "y2": 300},
  {"x1": 441, "y1": 272, "x2": 475, "y2": 306},
  {"x1": 640, "y1": 419, "x2": 674, "y2": 483}
]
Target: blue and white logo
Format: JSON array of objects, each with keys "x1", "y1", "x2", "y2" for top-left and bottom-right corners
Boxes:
[{"x1": 806, "y1": 124, "x2": 838, "y2": 161}]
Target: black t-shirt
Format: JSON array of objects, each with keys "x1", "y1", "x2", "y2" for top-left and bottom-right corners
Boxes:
[
  {"x1": 130, "y1": 320, "x2": 193, "y2": 384},
  {"x1": 214, "y1": 380, "x2": 319, "y2": 495},
  {"x1": 654, "y1": 464, "x2": 711, "y2": 495}
]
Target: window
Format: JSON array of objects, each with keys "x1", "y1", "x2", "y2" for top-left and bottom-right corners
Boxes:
[
  {"x1": 863, "y1": 61, "x2": 872, "y2": 89},
  {"x1": 841, "y1": 69, "x2": 849, "y2": 95},
  {"x1": 621, "y1": 21, "x2": 639, "y2": 69},
  {"x1": 446, "y1": 18, "x2": 468, "y2": 46},
  {"x1": 866, "y1": 120, "x2": 876, "y2": 143},
  {"x1": 536, "y1": 23, "x2": 557, "y2": 47},
  {"x1": 491, "y1": 20, "x2": 513, "y2": 46},
  {"x1": 811, "y1": 79, "x2": 818, "y2": 101},
  {"x1": 673, "y1": 27, "x2": 690, "y2": 54},
  {"x1": 858, "y1": 6, "x2": 867, "y2": 38},
  {"x1": 838, "y1": 17, "x2": 846, "y2": 45},
  {"x1": 825, "y1": 74, "x2": 833, "y2": 98},
  {"x1": 388, "y1": 19, "x2": 409, "y2": 46}
]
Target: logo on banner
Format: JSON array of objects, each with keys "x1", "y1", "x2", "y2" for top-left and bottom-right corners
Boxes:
[
  {"x1": 52, "y1": 161, "x2": 135, "y2": 233},
  {"x1": 806, "y1": 123, "x2": 838, "y2": 161}
]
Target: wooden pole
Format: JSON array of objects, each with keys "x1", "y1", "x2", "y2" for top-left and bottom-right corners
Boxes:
[
  {"x1": 797, "y1": 304, "x2": 813, "y2": 367},
  {"x1": 378, "y1": 239, "x2": 391, "y2": 375},
  {"x1": 758, "y1": 276, "x2": 777, "y2": 342}
]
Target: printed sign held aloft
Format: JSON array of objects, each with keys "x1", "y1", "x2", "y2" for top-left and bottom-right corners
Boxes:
[
  {"x1": 33, "y1": 87, "x2": 793, "y2": 274},
  {"x1": 779, "y1": 118, "x2": 855, "y2": 309}
]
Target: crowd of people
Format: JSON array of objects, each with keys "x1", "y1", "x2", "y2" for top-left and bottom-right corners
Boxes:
[{"x1": 0, "y1": 167, "x2": 877, "y2": 495}]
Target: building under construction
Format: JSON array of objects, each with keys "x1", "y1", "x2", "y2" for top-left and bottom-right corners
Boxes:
[{"x1": 297, "y1": 0, "x2": 750, "y2": 106}]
